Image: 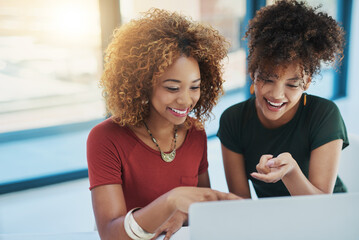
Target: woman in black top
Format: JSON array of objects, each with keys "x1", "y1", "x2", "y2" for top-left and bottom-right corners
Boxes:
[{"x1": 217, "y1": 0, "x2": 349, "y2": 198}]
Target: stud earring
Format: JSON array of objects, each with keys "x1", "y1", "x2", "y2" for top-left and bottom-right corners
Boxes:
[{"x1": 250, "y1": 84, "x2": 254, "y2": 95}]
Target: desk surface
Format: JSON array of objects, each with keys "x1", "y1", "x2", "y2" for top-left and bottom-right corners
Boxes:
[{"x1": 0, "y1": 227, "x2": 189, "y2": 240}]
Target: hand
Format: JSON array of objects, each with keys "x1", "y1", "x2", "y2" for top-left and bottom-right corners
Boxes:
[
  {"x1": 152, "y1": 211, "x2": 187, "y2": 240},
  {"x1": 167, "y1": 187, "x2": 241, "y2": 214},
  {"x1": 254, "y1": 154, "x2": 273, "y2": 174},
  {"x1": 250, "y1": 152, "x2": 298, "y2": 183}
]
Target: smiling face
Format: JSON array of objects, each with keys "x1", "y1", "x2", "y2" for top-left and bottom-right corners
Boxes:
[
  {"x1": 253, "y1": 62, "x2": 311, "y2": 129},
  {"x1": 149, "y1": 56, "x2": 201, "y2": 126}
]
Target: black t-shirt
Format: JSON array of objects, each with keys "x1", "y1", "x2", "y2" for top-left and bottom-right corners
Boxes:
[{"x1": 217, "y1": 94, "x2": 349, "y2": 197}]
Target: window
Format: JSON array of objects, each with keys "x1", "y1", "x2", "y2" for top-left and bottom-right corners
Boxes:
[
  {"x1": 0, "y1": 0, "x2": 104, "y2": 133},
  {"x1": 0, "y1": 0, "x2": 352, "y2": 193}
]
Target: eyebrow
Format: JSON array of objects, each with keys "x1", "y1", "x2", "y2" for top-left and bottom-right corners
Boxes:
[
  {"x1": 163, "y1": 78, "x2": 201, "y2": 83},
  {"x1": 286, "y1": 77, "x2": 303, "y2": 81}
]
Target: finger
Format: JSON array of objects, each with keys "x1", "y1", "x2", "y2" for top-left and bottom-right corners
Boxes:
[
  {"x1": 251, "y1": 172, "x2": 280, "y2": 183},
  {"x1": 218, "y1": 192, "x2": 240, "y2": 200},
  {"x1": 213, "y1": 190, "x2": 242, "y2": 201},
  {"x1": 251, "y1": 172, "x2": 271, "y2": 182},
  {"x1": 199, "y1": 189, "x2": 219, "y2": 202},
  {"x1": 152, "y1": 228, "x2": 165, "y2": 240},
  {"x1": 256, "y1": 155, "x2": 273, "y2": 174},
  {"x1": 277, "y1": 152, "x2": 292, "y2": 159},
  {"x1": 227, "y1": 192, "x2": 242, "y2": 200},
  {"x1": 211, "y1": 190, "x2": 228, "y2": 201},
  {"x1": 163, "y1": 230, "x2": 174, "y2": 240},
  {"x1": 266, "y1": 157, "x2": 287, "y2": 168}
]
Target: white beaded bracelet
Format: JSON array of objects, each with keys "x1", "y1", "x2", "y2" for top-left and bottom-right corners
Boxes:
[{"x1": 124, "y1": 208, "x2": 156, "y2": 240}]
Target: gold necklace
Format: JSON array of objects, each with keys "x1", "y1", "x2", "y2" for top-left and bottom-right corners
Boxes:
[{"x1": 143, "y1": 121, "x2": 178, "y2": 162}]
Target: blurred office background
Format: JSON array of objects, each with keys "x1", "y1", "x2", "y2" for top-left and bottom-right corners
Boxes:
[{"x1": 0, "y1": 0, "x2": 358, "y2": 234}]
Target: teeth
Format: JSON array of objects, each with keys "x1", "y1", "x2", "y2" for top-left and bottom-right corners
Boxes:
[
  {"x1": 267, "y1": 100, "x2": 284, "y2": 107},
  {"x1": 170, "y1": 108, "x2": 187, "y2": 114}
]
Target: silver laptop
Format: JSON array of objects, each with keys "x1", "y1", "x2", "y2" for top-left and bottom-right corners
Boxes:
[{"x1": 189, "y1": 193, "x2": 359, "y2": 240}]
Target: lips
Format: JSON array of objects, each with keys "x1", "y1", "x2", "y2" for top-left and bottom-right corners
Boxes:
[
  {"x1": 265, "y1": 98, "x2": 286, "y2": 110},
  {"x1": 168, "y1": 107, "x2": 189, "y2": 117}
]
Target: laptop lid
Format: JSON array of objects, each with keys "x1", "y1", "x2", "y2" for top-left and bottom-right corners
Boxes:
[{"x1": 189, "y1": 193, "x2": 359, "y2": 240}]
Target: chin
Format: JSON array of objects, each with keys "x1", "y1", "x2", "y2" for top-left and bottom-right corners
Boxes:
[
  {"x1": 263, "y1": 113, "x2": 283, "y2": 122},
  {"x1": 165, "y1": 116, "x2": 186, "y2": 126},
  {"x1": 175, "y1": 118, "x2": 188, "y2": 126}
]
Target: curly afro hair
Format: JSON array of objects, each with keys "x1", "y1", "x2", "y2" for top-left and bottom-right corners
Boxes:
[
  {"x1": 100, "y1": 8, "x2": 229, "y2": 129},
  {"x1": 245, "y1": 0, "x2": 345, "y2": 80}
]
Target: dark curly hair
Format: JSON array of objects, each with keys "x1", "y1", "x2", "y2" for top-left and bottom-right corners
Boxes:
[
  {"x1": 100, "y1": 8, "x2": 229, "y2": 129},
  {"x1": 245, "y1": 0, "x2": 345, "y2": 80}
]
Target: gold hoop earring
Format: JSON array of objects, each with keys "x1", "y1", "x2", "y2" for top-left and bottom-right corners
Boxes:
[
  {"x1": 250, "y1": 84, "x2": 254, "y2": 95},
  {"x1": 303, "y1": 93, "x2": 307, "y2": 106}
]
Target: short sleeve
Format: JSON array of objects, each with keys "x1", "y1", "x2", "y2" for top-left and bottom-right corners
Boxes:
[
  {"x1": 310, "y1": 101, "x2": 349, "y2": 151},
  {"x1": 198, "y1": 130, "x2": 209, "y2": 175},
  {"x1": 87, "y1": 123, "x2": 123, "y2": 190},
  {"x1": 217, "y1": 106, "x2": 243, "y2": 154}
]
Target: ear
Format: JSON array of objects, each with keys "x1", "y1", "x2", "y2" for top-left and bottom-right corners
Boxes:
[
  {"x1": 304, "y1": 77, "x2": 311, "y2": 91},
  {"x1": 250, "y1": 72, "x2": 255, "y2": 82}
]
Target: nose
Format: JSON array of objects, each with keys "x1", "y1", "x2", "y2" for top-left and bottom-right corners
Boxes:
[
  {"x1": 177, "y1": 90, "x2": 192, "y2": 106},
  {"x1": 271, "y1": 83, "x2": 285, "y2": 99}
]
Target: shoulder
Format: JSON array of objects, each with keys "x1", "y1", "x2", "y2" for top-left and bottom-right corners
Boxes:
[
  {"x1": 188, "y1": 124, "x2": 207, "y2": 140},
  {"x1": 305, "y1": 95, "x2": 348, "y2": 150},
  {"x1": 88, "y1": 118, "x2": 128, "y2": 143},
  {"x1": 305, "y1": 95, "x2": 341, "y2": 119},
  {"x1": 87, "y1": 118, "x2": 137, "y2": 163},
  {"x1": 307, "y1": 95, "x2": 339, "y2": 111},
  {"x1": 220, "y1": 97, "x2": 254, "y2": 123}
]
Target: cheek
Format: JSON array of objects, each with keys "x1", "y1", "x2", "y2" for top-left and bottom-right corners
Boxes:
[
  {"x1": 293, "y1": 89, "x2": 304, "y2": 97},
  {"x1": 254, "y1": 84, "x2": 266, "y2": 96},
  {"x1": 151, "y1": 89, "x2": 171, "y2": 104},
  {"x1": 288, "y1": 90, "x2": 303, "y2": 102},
  {"x1": 193, "y1": 92, "x2": 201, "y2": 104}
]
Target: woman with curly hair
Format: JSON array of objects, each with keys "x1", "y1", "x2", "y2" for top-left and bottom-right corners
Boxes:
[
  {"x1": 87, "y1": 8, "x2": 239, "y2": 240},
  {"x1": 218, "y1": 0, "x2": 349, "y2": 198}
]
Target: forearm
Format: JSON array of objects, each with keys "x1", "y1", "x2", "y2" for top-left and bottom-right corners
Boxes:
[
  {"x1": 96, "y1": 186, "x2": 239, "y2": 239},
  {"x1": 98, "y1": 192, "x2": 177, "y2": 240},
  {"x1": 100, "y1": 217, "x2": 128, "y2": 240},
  {"x1": 228, "y1": 186, "x2": 251, "y2": 199},
  {"x1": 133, "y1": 193, "x2": 177, "y2": 233},
  {"x1": 282, "y1": 164, "x2": 327, "y2": 196}
]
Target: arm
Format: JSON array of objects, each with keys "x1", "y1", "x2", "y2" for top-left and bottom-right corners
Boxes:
[
  {"x1": 152, "y1": 171, "x2": 211, "y2": 239},
  {"x1": 92, "y1": 183, "x2": 240, "y2": 240},
  {"x1": 197, "y1": 170, "x2": 211, "y2": 188},
  {"x1": 251, "y1": 139, "x2": 343, "y2": 195},
  {"x1": 221, "y1": 144, "x2": 251, "y2": 199}
]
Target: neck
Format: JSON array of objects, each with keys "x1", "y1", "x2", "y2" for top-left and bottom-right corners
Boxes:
[
  {"x1": 145, "y1": 118, "x2": 177, "y2": 138},
  {"x1": 145, "y1": 107, "x2": 179, "y2": 135}
]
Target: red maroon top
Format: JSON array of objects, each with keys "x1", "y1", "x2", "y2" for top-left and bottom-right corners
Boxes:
[{"x1": 87, "y1": 118, "x2": 208, "y2": 210}]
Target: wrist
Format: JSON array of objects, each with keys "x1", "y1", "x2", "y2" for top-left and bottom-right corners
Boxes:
[
  {"x1": 282, "y1": 160, "x2": 300, "y2": 182},
  {"x1": 124, "y1": 208, "x2": 156, "y2": 240},
  {"x1": 176, "y1": 210, "x2": 188, "y2": 221},
  {"x1": 165, "y1": 188, "x2": 179, "y2": 213}
]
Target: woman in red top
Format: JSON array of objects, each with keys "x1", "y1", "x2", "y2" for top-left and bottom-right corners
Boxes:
[{"x1": 87, "y1": 9, "x2": 239, "y2": 240}]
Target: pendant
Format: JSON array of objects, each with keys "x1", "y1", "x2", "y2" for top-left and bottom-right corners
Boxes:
[{"x1": 161, "y1": 149, "x2": 176, "y2": 163}]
